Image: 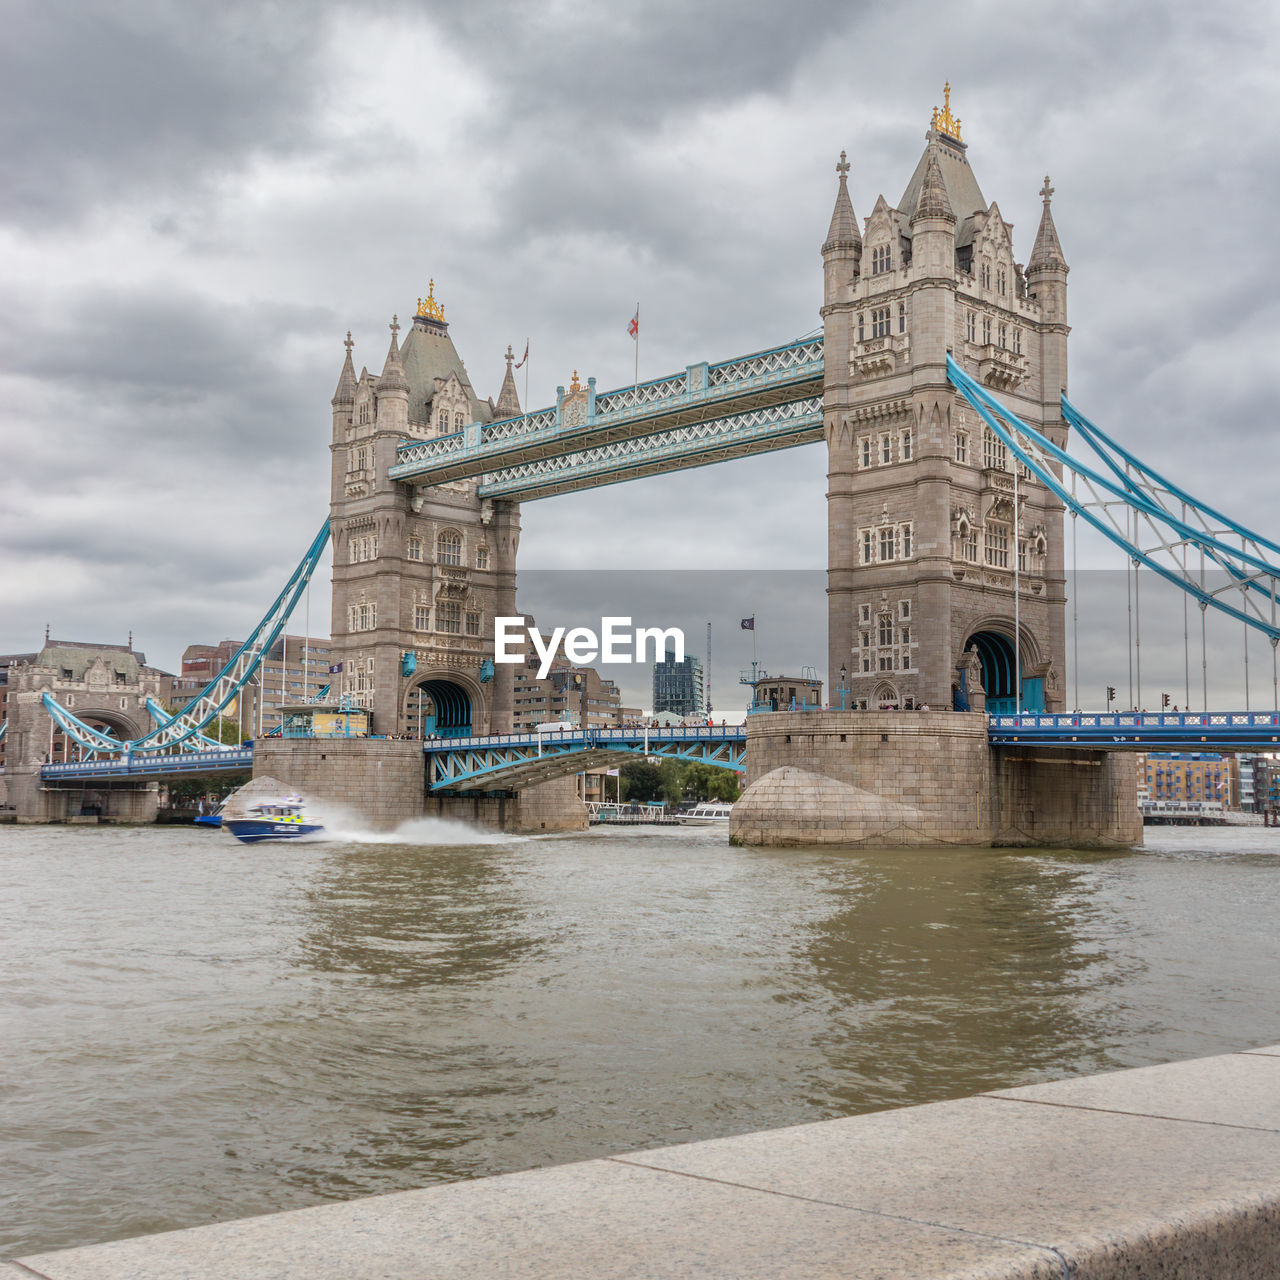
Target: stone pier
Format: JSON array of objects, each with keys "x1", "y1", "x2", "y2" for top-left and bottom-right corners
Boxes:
[
  {"x1": 250, "y1": 738, "x2": 587, "y2": 834},
  {"x1": 731, "y1": 710, "x2": 1140, "y2": 847}
]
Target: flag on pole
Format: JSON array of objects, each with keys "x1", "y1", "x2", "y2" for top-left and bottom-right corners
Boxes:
[
  {"x1": 740, "y1": 617, "x2": 755, "y2": 631},
  {"x1": 627, "y1": 309, "x2": 638, "y2": 339},
  {"x1": 327, "y1": 662, "x2": 343, "y2": 673},
  {"x1": 514, "y1": 340, "x2": 529, "y2": 370}
]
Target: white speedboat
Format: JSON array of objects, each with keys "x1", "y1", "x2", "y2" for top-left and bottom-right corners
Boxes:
[{"x1": 679, "y1": 801, "x2": 733, "y2": 826}]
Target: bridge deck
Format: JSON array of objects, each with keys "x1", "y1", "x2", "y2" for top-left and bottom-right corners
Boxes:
[
  {"x1": 988, "y1": 710, "x2": 1280, "y2": 750},
  {"x1": 424, "y1": 725, "x2": 746, "y2": 792},
  {"x1": 31, "y1": 713, "x2": 1280, "y2": 789}
]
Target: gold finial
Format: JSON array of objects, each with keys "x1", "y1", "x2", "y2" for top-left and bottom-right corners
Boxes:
[
  {"x1": 416, "y1": 279, "x2": 446, "y2": 322},
  {"x1": 569, "y1": 369, "x2": 582, "y2": 394},
  {"x1": 931, "y1": 81, "x2": 963, "y2": 142}
]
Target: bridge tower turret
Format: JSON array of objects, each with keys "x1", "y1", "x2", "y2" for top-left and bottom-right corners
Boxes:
[
  {"x1": 824, "y1": 89, "x2": 1068, "y2": 715},
  {"x1": 821, "y1": 149, "x2": 863, "y2": 705},
  {"x1": 328, "y1": 286, "x2": 522, "y2": 739},
  {"x1": 1026, "y1": 176, "x2": 1070, "y2": 442}
]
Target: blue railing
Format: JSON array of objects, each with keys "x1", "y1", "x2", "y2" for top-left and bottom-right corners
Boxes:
[
  {"x1": 423, "y1": 724, "x2": 743, "y2": 753},
  {"x1": 41, "y1": 747, "x2": 255, "y2": 781},
  {"x1": 988, "y1": 711, "x2": 1280, "y2": 747}
]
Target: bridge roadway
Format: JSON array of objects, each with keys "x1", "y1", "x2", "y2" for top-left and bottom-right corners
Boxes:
[
  {"x1": 28, "y1": 711, "x2": 1280, "y2": 790},
  {"x1": 387, "y1": 337, "x2": 824, "y2": 498}
]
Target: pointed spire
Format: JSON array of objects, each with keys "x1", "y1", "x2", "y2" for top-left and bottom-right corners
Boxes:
[
  {"x1": 379, "y1": 315, "x2": 409, "y2": 393},
  {"x1": 494, "y1": 343, "x2": 522, "y2": 419},
  {"x1": 822, "y1": 149, "x2": 861, "y2": 254},
  {"x1": 1028, "y1": 175, "x2": 1067, "y2": 272},
  {"x1": 911, "y1": 146, "x2": 955, "y2": 224},
  {"x1": 331, "y1": 330, "x2": 357, "y2": 405}
]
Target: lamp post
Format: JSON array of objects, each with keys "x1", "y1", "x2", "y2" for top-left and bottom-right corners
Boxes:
[{"x1": 838, "y1": 664, "x2": 849, "y2": 711}]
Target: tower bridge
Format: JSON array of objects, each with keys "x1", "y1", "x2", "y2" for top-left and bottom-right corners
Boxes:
[{"x1": 8, "y1": 90, "x2": 1280, "y2": 842}]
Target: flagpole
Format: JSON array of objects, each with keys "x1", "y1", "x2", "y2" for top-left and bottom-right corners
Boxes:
[
  {"x1": 634, "y1": 302, "x2": 639, "y2": 389},
  {"x1": 523, "y1": 337, "x2": 529, "y2": 415}
]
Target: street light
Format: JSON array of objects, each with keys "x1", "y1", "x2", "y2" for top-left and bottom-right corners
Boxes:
[{"x1": 838, "y1": 664, "x2": 848, "y2": 711}]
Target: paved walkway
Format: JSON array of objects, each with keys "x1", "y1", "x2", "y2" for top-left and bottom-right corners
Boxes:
[{"x1": 10, "y1": 1045, "x2": 1280, "y2": 1278}]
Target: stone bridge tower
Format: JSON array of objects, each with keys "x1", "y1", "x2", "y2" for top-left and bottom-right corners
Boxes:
[
  {"x1": 3, "y1": 641, "x2": 163, "y2": 821},
  {"x1": 328, "y1": 284, "x2": 522, "y2": 738},
  {"x1": 822, "y1": 88, "x2": 1069, "y2": 713}
]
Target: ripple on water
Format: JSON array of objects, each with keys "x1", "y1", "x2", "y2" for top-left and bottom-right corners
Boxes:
[{"x1": 3, "y1": 822, "x2": 1280, "y2": 1257}]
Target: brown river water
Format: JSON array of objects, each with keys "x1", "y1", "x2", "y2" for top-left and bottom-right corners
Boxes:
[{"x1": 3, "y1": 819, "x2": 1279, "y2": 1257}]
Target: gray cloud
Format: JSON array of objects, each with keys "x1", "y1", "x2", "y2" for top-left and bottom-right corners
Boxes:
[
  {"x1": 0, "y1": 0, "x2": 328, "y2": 226},
  {"x1": 3, "y1": 0, "x2": 1280, "y2": 711}
]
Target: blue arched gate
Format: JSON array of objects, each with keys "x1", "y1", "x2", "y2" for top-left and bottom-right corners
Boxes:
[
  {"x1": 408, "y1": 680, "x2": 473, "y2": 739},
  {"x1": 964, "y1": 630, "x2": 1042, "y2": 714}
]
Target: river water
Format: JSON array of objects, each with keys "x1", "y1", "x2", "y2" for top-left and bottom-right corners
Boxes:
[{"x1": 4, "y1": 820, "x2": 1280, "y2": 1257}]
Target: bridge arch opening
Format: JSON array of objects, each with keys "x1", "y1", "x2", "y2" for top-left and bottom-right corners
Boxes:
[
  {"x1": 405, "y1": 679, "x2": 473, "y2": 739},
  {"x1": 961, "y1": 628, "x2": 1044, "y2": 714}
]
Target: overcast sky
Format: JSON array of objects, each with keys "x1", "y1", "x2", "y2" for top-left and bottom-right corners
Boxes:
[{"x1": 3, "y1": 0, "x2": 1279, "y2": 708}]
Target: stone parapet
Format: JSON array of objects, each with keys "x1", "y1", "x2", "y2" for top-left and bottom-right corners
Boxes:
[{"x1": 16, "y1": 1045, "x2": 1280, "y2": 1277}]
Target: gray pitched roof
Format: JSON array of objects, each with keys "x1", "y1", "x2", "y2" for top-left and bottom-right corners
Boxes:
[
  {"x1": 398, "y1": 317, "x2": 492, "y2": 425},
  {"x1": 899, "y1": 131, "x2": 986, "y2": 227}
]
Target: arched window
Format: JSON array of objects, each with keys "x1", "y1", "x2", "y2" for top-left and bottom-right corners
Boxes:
[
  {"x1": 454, "y1": 412, "x2": 464, "y2": 430},
  {"x1": 437, "y1": 530, "x2": 462, "y2": 566},
  {"x1": 476, "y1": 545, "x2": 489, "y2": 569},
  {"x1": 438, "y1": 411, "x2": 449, "y2": 432}
]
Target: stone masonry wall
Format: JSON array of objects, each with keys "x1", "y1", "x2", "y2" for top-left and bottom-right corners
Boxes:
[
  {"x1": 745, "y1": 710, "x2": 1142, "y2": 848},
  {"x1": 426, "y1": 775, "x2": 588, "y2": 834},
  {"x1": 991, "y1": 747, "x2": 1142, "y2": 848},
  {"x1": 253, "y1": 739, "x2": 425, "y2": 831},
  {"x1": 746, "y1": 710, "x2": 993, "y2": 844}
]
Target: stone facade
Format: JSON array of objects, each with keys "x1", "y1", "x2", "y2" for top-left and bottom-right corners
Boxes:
[
  {"x1": 735, "y1": 710, "x2": 1140, "y2": 848},
  {"x1": 823, "y1": 94, "x2": 1069, "y2": 715},
  {"x1": 328, "y1": 292, "x2": 523, "y2": 739}
]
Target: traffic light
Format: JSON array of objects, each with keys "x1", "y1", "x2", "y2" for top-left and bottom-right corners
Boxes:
[
  {"x1": 1106, "y1": 685, "x2": 1116, "y2": 704},
  {"x1": 1162, "y1": 693, "x2": 1170, "y2": 708}
]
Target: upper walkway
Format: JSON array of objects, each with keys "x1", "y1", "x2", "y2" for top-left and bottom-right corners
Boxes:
[{"x1": 388, "y1": 337, "x2": 824, "y2": 498}]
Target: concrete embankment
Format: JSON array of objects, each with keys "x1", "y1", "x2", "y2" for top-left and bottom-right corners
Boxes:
[{"x1": 11, "y1": 1045, "x2": 1280, "y2": 1278}]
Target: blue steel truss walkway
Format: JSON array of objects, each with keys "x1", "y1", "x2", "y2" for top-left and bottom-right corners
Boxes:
[
  {"x1": 388, "y1": 338, "x2": 824, "y2": 499},
  {"x1": 424, "y1": 725, "x2": 746, "y2": 792}
]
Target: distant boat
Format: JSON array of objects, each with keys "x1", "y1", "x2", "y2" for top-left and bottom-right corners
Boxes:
[
  {"x1": 223, "y1": 798, "x2": 324, "y2": 844},
  {"x1": 679, "y1": 801, "x2": 733, "y2": 826},
  {"x1": 193, "y1": 800, "x2": 224, "y2": 829}
]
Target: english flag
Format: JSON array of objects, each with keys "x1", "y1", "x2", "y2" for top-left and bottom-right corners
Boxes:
[
  {"x1": 628, "y1": 308, "x2": 638, "y2": 339},
  {"x1": 514, "y1": 340, "x2": 529, "y2": 370}
]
